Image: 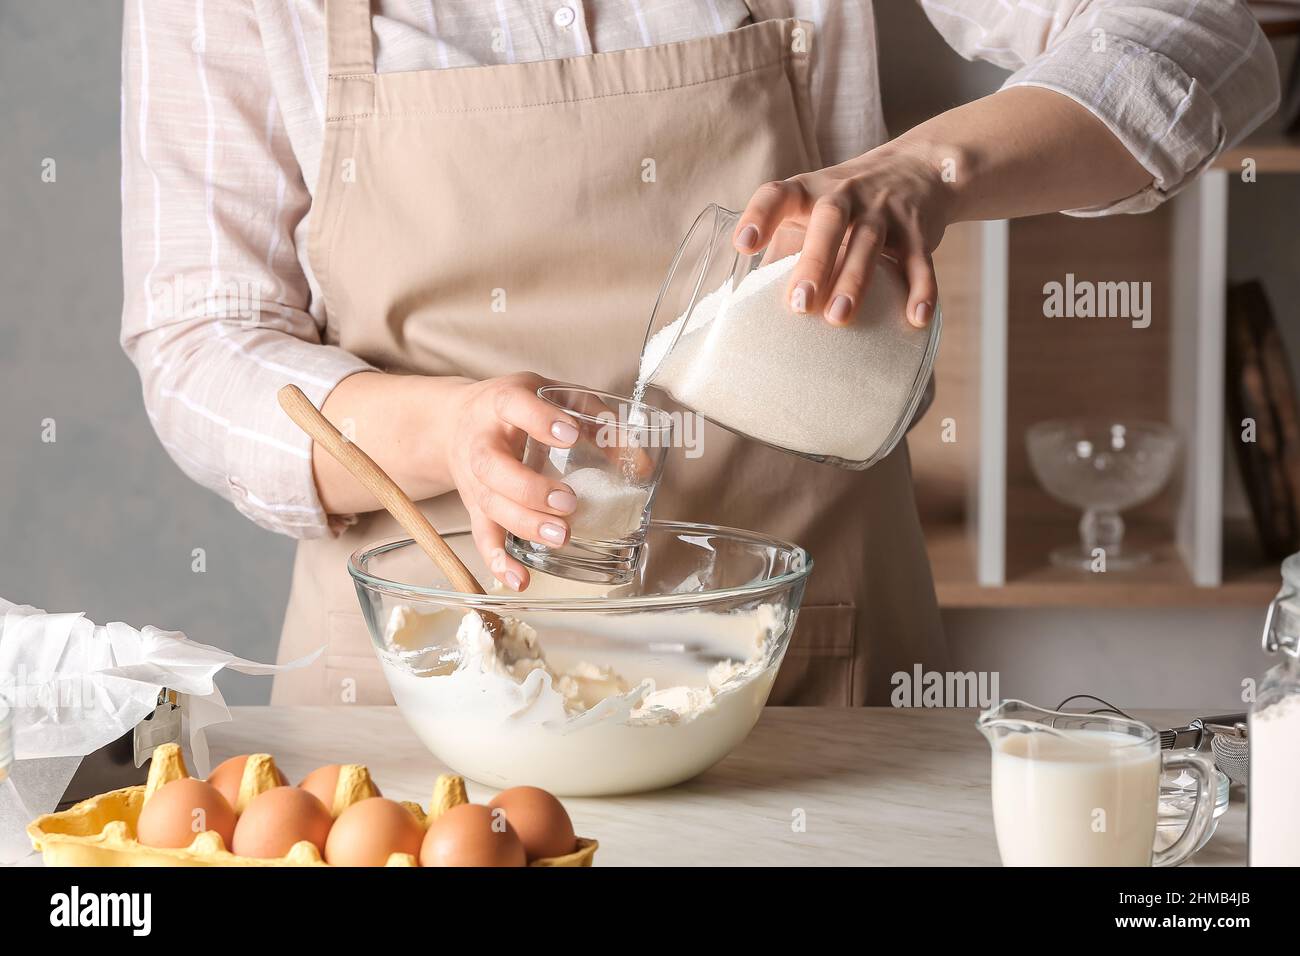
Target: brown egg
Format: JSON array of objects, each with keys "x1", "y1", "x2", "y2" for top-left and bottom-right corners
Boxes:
[
  {"x1": 231, "y1": 786, "x2": 333, "y2": 859},
  {"x1": 298, "y1": 764, "x2": 381, "y2": 811},
  {"x1": 324, "y1": 797, "x2": 422, "y2": 867},
  {"x1": 488, "y1": 786, "x2": 577, "y2": 861},
  {"x1": 420, "y1": 803, "x2": 527, "y2": 867},
  {"x1": 207, "y1": 754, "x2": 286, "y2": 807},
  {"x1": 136, "y1": 778, "x2": 236, "y2": 850}
]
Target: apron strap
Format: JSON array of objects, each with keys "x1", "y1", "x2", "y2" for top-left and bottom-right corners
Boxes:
[{"x1": 325, "y1": 0, "x2": 376, "y2": 77}]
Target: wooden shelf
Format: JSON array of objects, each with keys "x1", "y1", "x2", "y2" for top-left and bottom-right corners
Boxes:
[
  {"x1": 926, "y1": 519, "x2": 1278, "y2": 609},
  {"x1": 1214, "y1": 135, "x2": 1300, "y2": 174},
  {"x1": 914, "y1": 162, "x2": 1295, "y2": 610},
  {"x1": 1212, "y1": 111, "x2": 1300, "y2": 174}
]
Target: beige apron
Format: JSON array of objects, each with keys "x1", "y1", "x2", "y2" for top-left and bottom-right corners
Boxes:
[{"x1": 272, "y1": 0, "x2": 947, "y2": 707}]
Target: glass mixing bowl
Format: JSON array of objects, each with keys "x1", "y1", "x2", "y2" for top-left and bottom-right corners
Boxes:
[{"x1": 349, "y1": 521, "x2": 812, "y2": 796}]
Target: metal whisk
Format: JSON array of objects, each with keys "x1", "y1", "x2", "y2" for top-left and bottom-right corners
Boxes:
[
  {"x1": 1057, "y1": 695, "x2": 1249, "y2": 785},
  {"x1": 1207, "y1": 720, "x2": 1250, "y2": 785}
]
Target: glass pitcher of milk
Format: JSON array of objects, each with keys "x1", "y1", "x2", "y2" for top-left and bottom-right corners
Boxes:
[{"x1": 978, "y1": 700, "x2": 1217, "y2": 867}]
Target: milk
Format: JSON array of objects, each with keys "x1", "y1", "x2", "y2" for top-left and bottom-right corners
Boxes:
[{"x1": 991, "y1": 728, "x2": 1160, "y2": 866}]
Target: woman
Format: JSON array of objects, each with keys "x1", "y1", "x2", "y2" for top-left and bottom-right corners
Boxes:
[{"x1": 121, "y1": 1, "x2": 1277, "y2": 706}]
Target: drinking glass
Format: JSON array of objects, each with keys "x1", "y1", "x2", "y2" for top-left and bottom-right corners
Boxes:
[{"x1": 505, "y1": 386, "x2": 672, "y2": 584}]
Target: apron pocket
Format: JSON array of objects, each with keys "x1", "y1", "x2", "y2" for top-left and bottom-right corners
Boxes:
[
  {"x1": 323, "y1": 611, "x2": 394, "y2": 705},
  {"x1": 768, "y1": 604, "x2": 857, "y2": 706}
]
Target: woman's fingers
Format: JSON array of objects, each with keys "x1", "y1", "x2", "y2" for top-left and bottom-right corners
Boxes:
[
  {"x1": 492, "y1": 381, "x2": 579, "y2": 446},
  {"x1": 734, "y1": 180, "x2": 807, "y2": 253},
  {"x1": 471, "y1": 445, "x2": 576, "y2": 517},
  {"x1": 787, "y1": 196, "x2": 853, "y2": 315},
  {"x1": 474, "y1": 472, "x2": 569, "y2": 550},
  {"x1": 470, "y1": 513, "x2": 529, "y2": 592},
  {"x1": 823, "y1": 222, "x2": 884, "y2": 326},
  {"x1": 761, "y1": 223, "x2": 806, "y2": 265},
  {"x1": 897, "y1": 226, "x2": 939, "y2": 328},
  {"x1": 737, "y1": 179, "x2": 923, "y2": 324}
]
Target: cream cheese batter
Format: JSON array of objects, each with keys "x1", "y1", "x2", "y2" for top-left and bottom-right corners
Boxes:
[{"x1": 378, "y1": 601, "x2": 785, "y2": 795}]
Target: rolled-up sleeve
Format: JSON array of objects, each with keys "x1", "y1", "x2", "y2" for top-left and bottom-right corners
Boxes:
[
  {"x1": 120, "y1": 0, "x2": 372, "y2": 537},
  {"x1": 919, "y1": 0, "x2": 1281, "y2": 215}
]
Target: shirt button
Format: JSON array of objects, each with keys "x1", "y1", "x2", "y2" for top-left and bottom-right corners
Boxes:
[{"x1": 553, "y1": 6, "x2": 576, "y2": 28}]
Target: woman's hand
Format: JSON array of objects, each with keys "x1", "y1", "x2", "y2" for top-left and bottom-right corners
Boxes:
[
  {"x1": 733, "y1": 88, "x2": 1157, "y2": 331},
  {"x1": 444, "y1": 372, "x2": 581, "y2": 592},
  {"x1": 734, "y1": 139, "x2": 952, "y2": 330},
  {"x1": 315, "y1": 370, "x2": 579, "y2": 592}
]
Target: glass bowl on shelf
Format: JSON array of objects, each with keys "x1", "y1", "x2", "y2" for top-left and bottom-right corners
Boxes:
[{"x1": 1025, "y1": 419, "x2": 1180, "y2": 571}]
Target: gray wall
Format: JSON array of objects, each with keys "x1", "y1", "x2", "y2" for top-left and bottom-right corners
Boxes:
[
  {"x1": 0, "y1": 1, "x2": 1289, "y2": 709},
  {"x1": 0, "y1": 0, "x2": 291, "y2": 703}
]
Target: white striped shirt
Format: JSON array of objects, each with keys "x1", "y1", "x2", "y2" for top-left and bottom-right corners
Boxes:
[{"x1": 119, "y1": 0, "x2": 1279, "y2": 538}]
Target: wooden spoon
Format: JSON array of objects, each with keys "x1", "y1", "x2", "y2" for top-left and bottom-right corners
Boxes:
[{"x1": 277, "y1": 384, "x2": 505, "y2": 639}]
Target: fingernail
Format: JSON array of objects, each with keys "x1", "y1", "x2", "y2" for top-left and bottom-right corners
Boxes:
[
  {"x1": 791, "y1": 280, "x2": 815, "y2": 313},
  {"x1": 547, "y1": 489, "x2": 577, "y2": 513},
  {"x1": 828, "y1": 294, "x2": 853, "y2": 324},
  {"x1": 736, "y1": 224, "x2": 760, "y2": 251},
  {"x1": 539, "y1": 522, "x2": 567, "y2": 545},
  {"x1": 913, "y1": 302, "x2": 932, "y2": 327},
  {"x1": 490, "y1": 549, "x2": 508, "y2": 575},
  {"x1": 504, "y1": 570, "x2": 523, "y2": 591},
  {"x1": 550, "y1": 420, "x2": 578, "y2": 444}
]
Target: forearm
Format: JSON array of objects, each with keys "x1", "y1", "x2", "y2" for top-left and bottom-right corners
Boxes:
[
  {"x1": 888, "y1": 86, "x2": 1153, "y2": 225},
  {"x1": 314, "y1": 371, "x2": 471, "y2": 514},
  {"x1": 918, "y1": 1, "x2": 1278, "y2": 218}
]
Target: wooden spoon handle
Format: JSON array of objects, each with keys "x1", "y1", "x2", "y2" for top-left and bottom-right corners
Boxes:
[{"x1": 276, "y1": 384, "x2": 487, "y2": 597}]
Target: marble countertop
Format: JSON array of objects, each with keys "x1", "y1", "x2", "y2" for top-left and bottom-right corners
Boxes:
[{"x1": 207, "y1": 706, "x2": 1246, "y2": 867}]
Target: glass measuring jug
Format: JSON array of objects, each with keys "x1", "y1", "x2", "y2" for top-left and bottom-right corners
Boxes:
[
  {"x1": 636, "y1": 203, "x2": 941, "y2": 470},
  {"x1": 977, "y1": 700, "x2": 1217, "y2": 867}
]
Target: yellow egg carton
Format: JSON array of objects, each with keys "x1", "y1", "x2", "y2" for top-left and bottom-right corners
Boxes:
[{"x1": 27, "y1": 743, "x2": 597, "y2": 867}]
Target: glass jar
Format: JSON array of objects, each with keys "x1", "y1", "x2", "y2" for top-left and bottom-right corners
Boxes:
[
  {"x1": 637, "y1": 203, "x2": 941, "y2": 470},
  {"x1": 1250, "y1": 551, "x2": 1300, "y2": 866}
]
